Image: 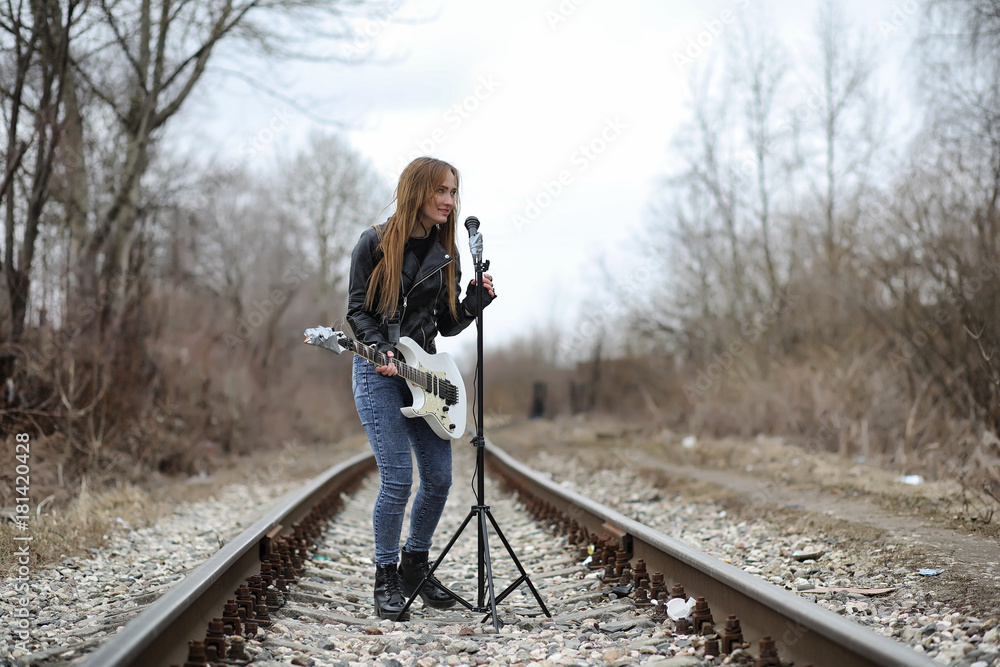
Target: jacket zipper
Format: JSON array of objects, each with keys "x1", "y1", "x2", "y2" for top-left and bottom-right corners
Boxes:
[{"x1": 398, "y1": 253, "x2": 454, "y2": 348}]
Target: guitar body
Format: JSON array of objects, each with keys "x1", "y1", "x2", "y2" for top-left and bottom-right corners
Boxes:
[
  {"x1": 303, "y1": 327, "x2": 467, "y2": 441},
  {"x1": 395, "y1": 337, "x2": 467, "y2": 440}
]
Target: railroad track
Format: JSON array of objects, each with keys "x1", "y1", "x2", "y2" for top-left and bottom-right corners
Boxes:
[{"x1": 74, "y1": 440, "x2": 938, "y2": 667}]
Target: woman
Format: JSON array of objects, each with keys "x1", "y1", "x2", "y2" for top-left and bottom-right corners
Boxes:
[{"x1": 347, "y1": 156, "x2": 495, "y2": 620}]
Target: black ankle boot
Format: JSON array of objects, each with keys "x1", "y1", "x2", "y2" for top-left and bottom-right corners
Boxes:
[
  {"x1": 399, "y1": 549, "x2": 456, "y2": 609},
  {"x1": 374, "y1": 563, "x2": 410, "y2": 621}
]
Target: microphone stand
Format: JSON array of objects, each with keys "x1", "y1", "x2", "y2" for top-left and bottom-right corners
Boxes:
[{"x1": 396, "y1": 220, "x2": 550, "y2": 629}]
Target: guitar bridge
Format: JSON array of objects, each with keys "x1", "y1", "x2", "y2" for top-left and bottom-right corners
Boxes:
[{"x1": 439, "y1": 379, "x2": 459, "y2": 406}]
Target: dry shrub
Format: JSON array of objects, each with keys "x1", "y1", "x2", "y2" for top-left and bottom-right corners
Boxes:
[
  {"x1": 145, "y1": 282, "x2": 360, "y2": 460},
  {"x1": 536, "y1": 317, "x2": 1000, "y2": 524},
  {"x1": 676, "y1": 345, "x2": 971, "y2": 472},
  {"x1": 0, "y1": 478, "x2": 157, "y2": 577},
  {"x1": 570, "y1": 356, "x2": 686, "y2": 425},
  {"x1": 1, "y1": 280, "x2": 363, "y2": 523},
  {"x1": 665, "y1": 337, "x2": 999, "y2": 524},
  {"x1": 483, "y1": 332, "x2": 571, "y2": 421}
]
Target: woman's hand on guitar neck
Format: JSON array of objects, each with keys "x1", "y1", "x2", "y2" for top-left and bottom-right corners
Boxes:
[{"x1": 376, "y1": 350, "x2": 398, "y2": 377}]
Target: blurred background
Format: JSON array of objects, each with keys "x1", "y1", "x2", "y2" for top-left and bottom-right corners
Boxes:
[{"x1": 2, "y1": 0, "x2": 998, "y2": 516}]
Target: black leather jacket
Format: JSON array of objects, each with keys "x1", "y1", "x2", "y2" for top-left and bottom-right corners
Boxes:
[{"x1": 347, "y1": 224, "x2": 474, "y2": 355}]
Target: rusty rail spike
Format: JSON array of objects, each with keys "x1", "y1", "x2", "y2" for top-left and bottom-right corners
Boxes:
[
  {"x1": 756, "y1": 636, "x2": 781, "y2": 667},
  {"x1": 203, "y1": 618, "x2": 226, "y2": 660},
  {"x1": 614, "y1": 550, "x2": 629, "y2": 578},
  {"x1": 183, "y1": 639, "x2": 209, "y2": 667},
  {"x1": 674, "y1": 616, "x2": 692, "y2": 634},
  {"x1": 652, "y1": 591, "x2": 668, "y2": 622},
  {"x1": 649, "y1": 571, "x2": 665, "y2": 599},
  {"x1": 227, "y1": 635, "x2": 250, "y2": 664},
  {"x1": 221, "y1": 600, "x2": 242, "y2": 637},
  {"x1": 632, "y1": 558, "x2": 649, "y2": 587},
  {"x1": 691, "y1": 596, "x2": 714, "y2": 635},
  {"x1": 721, "y1": 614, "x2": 744, "y2": 654},
  {"x1": 705, "y1": 631, "x2": 721, "y2": 657},
  {"x1": 634, "y1": 583, "x2": 650, "y2": 606}
]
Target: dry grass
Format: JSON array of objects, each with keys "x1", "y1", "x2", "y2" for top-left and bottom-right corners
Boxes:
[
  {"x1": 0, "y1": 433, "x2": 370, "y2": 578},
  {"x1": 0, "y1": 479, "x2": 160, "y2": 578},
  {"x1": 612, "y1": 337, "x2": 1000, "y2": 529}
]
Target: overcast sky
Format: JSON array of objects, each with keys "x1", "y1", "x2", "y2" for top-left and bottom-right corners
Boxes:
[{"x1": 186, "y1": 0, "x2": 922, "y2": 363}]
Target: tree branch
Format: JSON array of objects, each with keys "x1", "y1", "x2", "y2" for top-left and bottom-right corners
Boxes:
[
  {"x1": 0, "y1": 140, "x2": 28, "y2": 210},
  {"x1": 99, "y1": 0, "x2": 145, "y2": 85},
  {"x1": 204, "y1": 65, "x2": 349, "y2": 126},
  {"x1": 68, "y1": 54, "x2": 129, "y2": 123}
]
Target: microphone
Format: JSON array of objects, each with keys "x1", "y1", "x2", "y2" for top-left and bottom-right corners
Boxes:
[{"x1": 465, "y1": 215, "x2": 483, "y2": 264}]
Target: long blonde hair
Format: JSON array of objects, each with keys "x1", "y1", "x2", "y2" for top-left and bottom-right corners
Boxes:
[{"x1": 365, "y1": 157, "x2": 461, "y2": 320}]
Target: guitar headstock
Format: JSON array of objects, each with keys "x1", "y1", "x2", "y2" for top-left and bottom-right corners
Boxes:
[{"x1": 303, "y1": 326, "x2": 350, "y2": 354}]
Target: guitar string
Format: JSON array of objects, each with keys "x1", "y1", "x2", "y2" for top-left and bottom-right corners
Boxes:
[{"x1": 350, "y1": 339, "x2": 458, "y2": 405}]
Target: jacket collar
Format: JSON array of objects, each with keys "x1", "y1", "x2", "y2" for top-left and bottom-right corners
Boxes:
[{"x1": 402, "y1": 225, "x2": 454, "y2": 289}]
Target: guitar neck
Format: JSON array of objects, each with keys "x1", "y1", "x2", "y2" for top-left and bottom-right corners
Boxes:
[{"x1": 347, "y1": 339, "x2": 425, "y2": 389}]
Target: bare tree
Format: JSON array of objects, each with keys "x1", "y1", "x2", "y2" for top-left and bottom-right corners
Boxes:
[
  {"x1": 1, "y1": 0, "x2": 389, "y2": 402},
  {"x1": 638, "y1": 9, "x2": 798, "y2": 364},
  {"x1": 62, "y1": 0, "x2": 387, "y2": 340},
  {"x1": 811, "y1": 0, "x2": 877, "y2": 275},
  {"x1": 277, "y1": 131, "x2": 387, "y2": 324},
  {"x1": 868, "y1": 0, "x2": 1000, "y2": 430},
  {"x1": 1, "y1": 0, "x2": 80, "y2": 354},
  {"x1": 0, "y1": 0, "x2": 394, "y2": 475},
  {"x1": 636, "y1": 181, "x2": 721, "y2": 361},
  {"x1": 663, "y1": 59, "x2": 749, "y2": 344},
  {"x1": 728, "y1": 8, "x2": 789, "y2": 300}
]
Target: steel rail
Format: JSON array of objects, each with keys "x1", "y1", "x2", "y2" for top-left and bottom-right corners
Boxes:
[
  {"x1": 74, "y1": 438, "x2": 937, "y2": 667},
  {"x1": 484, "y1": 439, "x2": 939, "y2": 667},
  {"x1": 78, "y1": 451, "x2": 376, "y2": 667}
]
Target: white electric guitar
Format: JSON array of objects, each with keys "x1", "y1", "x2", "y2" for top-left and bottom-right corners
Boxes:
[{"x1": 303, "y1": 326, "x2": 467, "y2": 440}]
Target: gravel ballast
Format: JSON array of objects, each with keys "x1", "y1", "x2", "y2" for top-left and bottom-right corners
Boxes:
[{"x1": 1, "y1": 423, "x2": 998, "y2": 666}]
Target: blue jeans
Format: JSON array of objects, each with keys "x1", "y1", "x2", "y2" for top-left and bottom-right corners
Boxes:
[{"x1": 352, "y1": 356, "x2": 453, "y2": 566}]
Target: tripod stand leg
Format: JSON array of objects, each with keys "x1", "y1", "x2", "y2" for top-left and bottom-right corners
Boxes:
[
  {"x1": 413, "y1": 251, "x2": 541, "y2": 629},
  {"x1": 485, "y1": 508, "x2": 552, "y2": 617},
  {"x1": 478, "y1": 508, "x2": 500, "y2": 630},
  {"x1": 397, "y1": 508, "x2": 477, "y2": 618}
]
